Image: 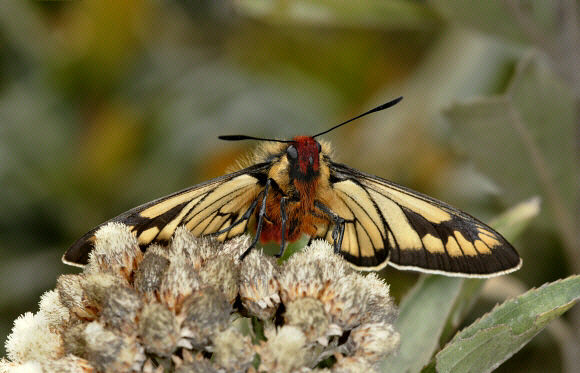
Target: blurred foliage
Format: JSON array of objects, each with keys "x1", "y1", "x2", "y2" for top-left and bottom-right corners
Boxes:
[{"x1": 0, "y1": 1, "x2": 578, "y2": 371}]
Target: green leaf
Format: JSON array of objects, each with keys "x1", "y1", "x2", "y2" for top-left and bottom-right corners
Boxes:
[
  {"x1": 437, "y1": 278, "x2": 484, "y2": 346},
  {"x1": 380, "y1": 275, "x2": 464, "y2": 373},
  {"x1": 423, "y1": 275, "x2": 580, "y2": 373}
]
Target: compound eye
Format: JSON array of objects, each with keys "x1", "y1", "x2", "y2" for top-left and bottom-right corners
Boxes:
[{"x1": 287, "y1": 145, "x2": 298, "y2": 159}]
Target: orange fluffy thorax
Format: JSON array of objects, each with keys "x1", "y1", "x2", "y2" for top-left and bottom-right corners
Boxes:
[{"x1": 259, "y1": 136, "x2": 324, "y2": 244}]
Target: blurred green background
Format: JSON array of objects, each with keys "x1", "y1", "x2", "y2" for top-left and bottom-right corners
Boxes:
[{"x1": 1, "y1": 1, "x2": 578, "y2": 371}]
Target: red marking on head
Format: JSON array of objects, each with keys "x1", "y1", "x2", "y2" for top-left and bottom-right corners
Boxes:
[{"x1": 292, "y1": 136, "x2": 320, "y2": 174}]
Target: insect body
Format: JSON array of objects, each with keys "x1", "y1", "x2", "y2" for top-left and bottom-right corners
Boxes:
[{"x1": 64, "y1": 97, "x2": 521, "y2": 277}]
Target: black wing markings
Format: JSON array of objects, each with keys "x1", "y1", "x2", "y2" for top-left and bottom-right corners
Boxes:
[{"x1": 327, "y1": 162, "x2": 521, "y2": 276}]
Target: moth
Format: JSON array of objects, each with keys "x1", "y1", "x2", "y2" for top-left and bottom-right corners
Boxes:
[{"x1": 64, "y1": 97, "x2": 521, "y2": 277}]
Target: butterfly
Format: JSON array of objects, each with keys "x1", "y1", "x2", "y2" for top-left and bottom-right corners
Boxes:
[{"x1": 63, "y1": 97, "x2": 521, "y2": 277}]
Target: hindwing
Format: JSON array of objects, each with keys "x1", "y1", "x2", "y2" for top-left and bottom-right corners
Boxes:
[
  {"x1": 63, "y1": 164, "x2": 269, "y2": 266},
  {"x1": 318, "y1": 162, "x2": 522, "y2": 277}
]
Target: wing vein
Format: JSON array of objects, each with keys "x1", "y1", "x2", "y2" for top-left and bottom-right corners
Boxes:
[
  {"x1": 184, "y1": 186, "x2": 251, "y2": 232},
  {"x1": 346, "y1": 182, "x2": 385, "y2": 241}
]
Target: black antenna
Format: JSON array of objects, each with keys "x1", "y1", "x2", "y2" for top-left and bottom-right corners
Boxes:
[
  {"x1": 218, "y1": 135, "x2": 292, "y2": 143},
  {"x1": 218, "y1": 96, "x2": 402, "y2": 142},
  {"x1": 312, "y1": 96, "x2": 403, "y2": 138}
]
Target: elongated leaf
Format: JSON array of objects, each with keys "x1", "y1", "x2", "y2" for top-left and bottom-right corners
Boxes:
[
  {"x1": 380, "y1": 275, "x2": 463, "y2": 373},
  {"x1": 422, "y1": 275, "x2": 580, "y2": 373}
]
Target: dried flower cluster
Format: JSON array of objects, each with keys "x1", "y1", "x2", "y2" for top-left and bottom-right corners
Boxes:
[{"x1": 2, "y1": 223, "x2": 399, "y2": 373}]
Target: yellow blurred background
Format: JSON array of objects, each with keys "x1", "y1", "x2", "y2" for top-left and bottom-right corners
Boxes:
[{"x1": 1, "y1": 1, "x2": 578, "y2": 371}]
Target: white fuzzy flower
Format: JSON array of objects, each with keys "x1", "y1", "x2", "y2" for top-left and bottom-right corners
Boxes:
[
  {"x1": 0, "y1": 360, "x2": 43, "y2": 373},
  {"x1": 5, "y1": 312, "x2": 62, "y2": 363},
  {"x1": 38, "y1": 290, "x2": 70, "y2": 332}
]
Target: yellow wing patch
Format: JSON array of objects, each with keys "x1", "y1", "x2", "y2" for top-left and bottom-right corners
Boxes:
[
  {"x1": 362, "y1": 180, "x2": 452, "y2": 224},
  {"x1": 131, "y1": 174, "x2": 261, "y2": 247},
  {"x1": 366, "y1": 187, "x2": 423, "y2": 251}
]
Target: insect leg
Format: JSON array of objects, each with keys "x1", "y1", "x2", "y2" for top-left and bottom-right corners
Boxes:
[
  {"x1": 211, "y1": 197, "x2": 260, "y2": 236},
  {"x1": 239, "y1": 178, "x2": 272, "y2": 260},
  {"x1": 276, "y1": 196, "x2": 301, "y2": 257},
  {"x1": 314, "y1": 201, "x2": 346, "y2": 254},
  {"x1": 275, "y1": 197, "x2": 289, "y2": 258}
]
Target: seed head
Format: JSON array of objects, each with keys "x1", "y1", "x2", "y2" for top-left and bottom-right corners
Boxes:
[
  {"x1": 138, "y1": 303, "x2": 180, "y2": 357},
  {"x1": 239, "y1": 250, "x2": 280, "y2": 320},
  {"x1": 86, "y1": 222, "x2": 143, "y2": 281},
  {"x1": 180, "y1": 286, "x2": 231, "y2": 349}
]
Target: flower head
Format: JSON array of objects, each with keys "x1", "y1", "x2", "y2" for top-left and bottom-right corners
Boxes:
[{"x1": 3, "y1": 224, "x2": 399, "y2": 372}]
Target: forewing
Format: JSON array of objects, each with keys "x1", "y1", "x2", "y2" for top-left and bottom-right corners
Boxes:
[
  {"x1": 323, "y1": 163, "x2": 522, "y2": 277},
  {"x1": 63, "y1": 164, "x2": 268, "y2": 266}
]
